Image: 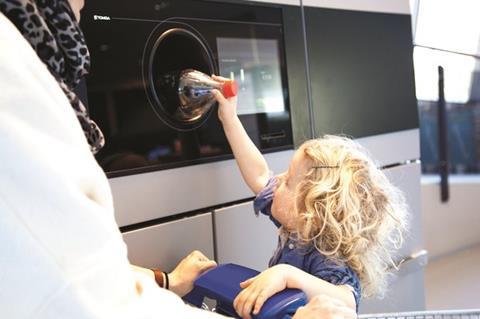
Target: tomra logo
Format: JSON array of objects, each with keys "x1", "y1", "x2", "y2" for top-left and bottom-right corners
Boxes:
[{"x1": 93, "y1": 15, "x2": 111, "y2": 20}]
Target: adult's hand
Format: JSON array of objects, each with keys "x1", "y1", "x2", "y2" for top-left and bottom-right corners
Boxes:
[
  {"x1": 168, "y1": 250, "x2": 217, "y2": 297},
  {"x1": 293, "y1": 295, "x2": 357, "y2": 319}
]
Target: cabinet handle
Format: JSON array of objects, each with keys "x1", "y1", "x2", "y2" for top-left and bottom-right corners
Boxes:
[{"x1": 389, "y1": 249, "x2": 428, "y2": 277}]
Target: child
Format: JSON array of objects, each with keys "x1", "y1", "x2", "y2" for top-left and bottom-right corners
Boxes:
[{"x1": 211, "y1": 76, "x2": 408, "y2": 319}]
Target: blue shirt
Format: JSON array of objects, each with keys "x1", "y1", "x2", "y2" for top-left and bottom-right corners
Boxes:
[{"x1": 253, "y1": 177, "x2": 361, "y2": 310}]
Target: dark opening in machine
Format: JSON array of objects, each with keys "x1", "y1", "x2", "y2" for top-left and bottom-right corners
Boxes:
[{"x1": 145, "y1": 26, "x2": 217, "y2": 130}]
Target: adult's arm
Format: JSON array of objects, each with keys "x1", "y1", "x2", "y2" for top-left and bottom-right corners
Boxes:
[{"x1": 132, "y1": 250, "x2": 217, "y2": 297}]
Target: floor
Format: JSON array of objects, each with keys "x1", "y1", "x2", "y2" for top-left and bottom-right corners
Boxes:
[{"x1": 425, "y1": 243, "x2": 480, "y2": 310}]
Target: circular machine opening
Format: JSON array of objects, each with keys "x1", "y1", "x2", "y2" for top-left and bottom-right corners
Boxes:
[{"x1": 145, "y1": 27, "x2": 216, "y2": 131}]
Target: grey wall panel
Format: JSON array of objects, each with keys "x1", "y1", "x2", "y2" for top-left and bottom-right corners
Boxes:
[
  {"x1": 356, "y1": 129, "x2": 420, "y2": 167},
  {"x1": 214, "y1": 202, "x2": 278, "y2": 271},
  {"x1": 283, "y1": 4, "x2": 313, "y2": 146},
  {"x1": 360, "y1": 267, "x2": 425, "y2": 313},
  {"x1": 382, "y1": 162, "x2": 423, "y2": 259},
  {"x1": 359, "y1": 162, "x2": 425, "y2": 313},
  {"x1": 110, "y1": 149, "x2": 293, "y2": 227},
  {"x1": 305, "y1": 6, "x2": 418, "y2": 139},
  {"x1": 122, "y1": 213, "x2": 214, "y2": 272}
]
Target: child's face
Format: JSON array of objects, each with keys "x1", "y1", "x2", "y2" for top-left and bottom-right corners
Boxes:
[{"x1": 271, "y1": 147, "x2": 311, "y2": 230}]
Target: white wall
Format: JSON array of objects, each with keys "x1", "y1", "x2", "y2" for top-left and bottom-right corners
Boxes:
[
  {"x1": 424, "y1": 243, "x2": 480, "y2": 309},
  {"x1": 422, "y1": 176, "x2": 480, "y2": 309},
  {"x1": 421, "y1": 175, "x2": 480, "y2": 259}
]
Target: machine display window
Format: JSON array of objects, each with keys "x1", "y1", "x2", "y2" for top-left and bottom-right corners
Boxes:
[{"x1": 217, "y1": 37, "x2": 285, "y2": 115}]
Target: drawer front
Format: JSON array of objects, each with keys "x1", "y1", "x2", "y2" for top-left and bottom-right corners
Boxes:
[
  {"x1": 214, "y1": 202, "x2": 278, "y2": 271},
  {"x1": 122, "y1": 213, "x2": 214, "y2": 272}
]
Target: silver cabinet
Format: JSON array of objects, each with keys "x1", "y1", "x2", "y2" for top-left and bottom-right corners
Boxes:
[
  {"x1": 360, "y1": 250, "x2": 427, "y2": 313},
  {"x1": 356, "y1": 129, "x2": 420, "y2": 168},
  {"x1": 383, "y1": 162, "x2": 424, "y2": 259},
  {"x1": 362, "y1": 258, "x2": 426, "y2": 313},
  {"x1": 122, "y1": 213, "x2": 214, "y2": 272},
  {"x1": 214, "y1": 202, "x2": 278, "y2": 271},
  {"x1": 110, "y1": 150, "x2": 293, "y2": 227},
  {"x1": 359, "y1": 162, "x2": 426, "y2": 313}
]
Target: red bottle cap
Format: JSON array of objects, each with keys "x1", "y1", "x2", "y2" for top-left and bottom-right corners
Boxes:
[{"x1": 222, "y1": 80, "x2": 238, "y2": 98}]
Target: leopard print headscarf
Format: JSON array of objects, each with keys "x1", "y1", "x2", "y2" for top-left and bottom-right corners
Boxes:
[{"x1": 0, "y1": 0, "x2": 105, "y2": 153}]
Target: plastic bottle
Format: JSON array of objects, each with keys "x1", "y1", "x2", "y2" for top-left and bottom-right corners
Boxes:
[
  {"x1": 156, "y1": 69, "x2": 238, "y2": 122},
  {"x1": 178, "y1": 68, "x2": 238, "y2": 100}
]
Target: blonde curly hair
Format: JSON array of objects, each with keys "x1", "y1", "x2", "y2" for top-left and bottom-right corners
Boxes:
[{"x1": 293, "y1": 135, "x2": 408, "y2": 298}]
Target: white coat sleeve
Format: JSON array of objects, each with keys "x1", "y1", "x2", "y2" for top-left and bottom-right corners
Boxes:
[{"x1": 0, "y1": 12, "x2": 229, "y2": 319}]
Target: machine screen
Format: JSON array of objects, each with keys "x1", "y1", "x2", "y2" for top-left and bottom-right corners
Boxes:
[{"x1": 217, "y1": 37, "x2": 285, "y2": 115}]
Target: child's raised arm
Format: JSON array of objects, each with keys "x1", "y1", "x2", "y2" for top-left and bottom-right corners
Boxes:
[{"x1": 212, "y1": 76, "x2": 270, "y2": 194}]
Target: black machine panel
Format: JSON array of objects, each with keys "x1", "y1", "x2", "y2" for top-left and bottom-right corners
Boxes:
[
  {"x1": 80, "y1": 0, "x2": 294, "y2": 176},
  {"x1": 305, "y1": 7, "x2": 419, "y2": 137}
]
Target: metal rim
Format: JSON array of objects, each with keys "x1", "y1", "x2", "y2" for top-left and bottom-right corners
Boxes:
[{"x1": 145, "y1": 26, "x2": 216, "y2": 131}]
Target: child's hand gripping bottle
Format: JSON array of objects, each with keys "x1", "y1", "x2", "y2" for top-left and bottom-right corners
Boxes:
[{"x1": 158, "y1": 69, "x2": 238, "y2": 122}]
